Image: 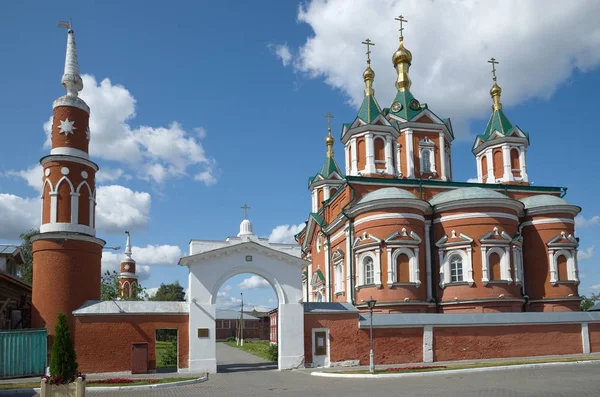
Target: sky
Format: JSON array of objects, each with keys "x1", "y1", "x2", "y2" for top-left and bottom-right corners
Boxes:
[{"x1": 1, "y1": 0, "x2": 600, "y2": 310}]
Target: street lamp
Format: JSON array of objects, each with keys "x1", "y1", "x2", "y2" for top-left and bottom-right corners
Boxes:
[{"x1": 363, "y1": 296, "x2": 377, "y2": 374}]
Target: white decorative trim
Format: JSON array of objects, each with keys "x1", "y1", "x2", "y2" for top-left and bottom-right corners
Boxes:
[
  {"x1": 51, "y1": 147, "x2": 89, "y2": 159},
  {"x1": 405, "y1": 129, "x2": 414, "y2": 178},
  {"x1": 355, "y1": 213, "x2": 425, "y2": 227},
  {"x1": 423, "y1": 326, "x2": 433, "y2": 363},
  {"x1": 438, "y1": 247, "x2": 473, "y2": 287},
  {"x1": 53, "y1": 95, "x2": 90, "y2": 112},
  {"x1": 435, "y1": 212, "x2": 518, "y2": 224},
  {"x1": 582, "y1": 323, "x2": 591, "y2": 354},
  {"x1": 40, "y1": 222, "x2": 96, "y2": 236},
  {"x1": 311, "y1": 328, "x2": 330, "y2": 368},
  {"x1": 425, "y1": 222, "x2": 432, "y2": 301},
  {"x1": 418, "y1": 137, "x2": 436, "y2": 175},
  {"x1": 548, "y1": 249, "x2": 579, "y2": 285},
  {"x1": 40, "y1": 154, "x2": 98, "y2": 171},
  {"x1": 389, "y1": 247, "x2": 420, "y2": 287},
  {"x1": 30, "y1": 230, "x2": 105, "y2": 246},
  {"x1": 521, "y1": 218, "x2": 575, "y2": 227},
  {"x1": 356, "y1": 251, "x2": 379, "y2": 287}
]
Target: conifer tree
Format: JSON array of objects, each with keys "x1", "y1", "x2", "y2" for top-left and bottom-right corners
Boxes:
[{"x1": 49, "y1": 313, "x2": 79, "y2": 382}]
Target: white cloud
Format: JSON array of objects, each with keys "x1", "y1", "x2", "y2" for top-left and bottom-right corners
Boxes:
[
  {"x1": 238, "y1": 275, "x2": 270, "y2": 290},
  {"x1": 466, "y1": 178, "x2": 478, "y2": 183},
  {"x1": 95, "y1": 185, "x2": 151, "y2": 233},
  {"x1": 101, "y1": 250, "x2": 151, "y2": 280},
  {"x1": 578, "y1": 246, "x2": 594, "y2": 261},
  {"x1": 0, "y1": 194, "x2": 39, "y2": 240},
  {"x1": 3, "y1": 165, "x2": 43, "y2": 192},
  {"x1": 44, "y1": 75, "x2": 218, "y2": 185},
  {"x1": 284, "y1": 0, "x2": 600, "y2": 138},
  {"x1": 224, "y1": 285, "x2": 232, "y2": 292},
  {"x1": 194, "y1": 170, "x2": 217, "y2": 186},
  {"x1": 131, "y1": 244, "x2": 183, "y2": 265},
  {"x1": 144, "y1": 287, "x2": 159, "y2": 300},
  {"x1": 96, "y1": 168, "x2": 129, "y2": 183},
  {"x1": 590, "y1": 285, "x2": 600, "y2": 291},
  {"x1": 269, "y1": 43, "x2": 293, "y2": 67},
  {"x1": 268, "y1": 223, "x2": 305, "y2": 244},
  {"x1": 576, "y1": 215, "x2": 600, "y2": 228},
  {"x1": 216, "y1": 295, "x2": 242, "y2": 310}
]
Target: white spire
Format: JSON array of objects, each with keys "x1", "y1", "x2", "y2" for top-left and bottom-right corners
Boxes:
[
  {"x1": 61, "y1": 29, "x2": 83, "y2": 97},
  {"x1": 238, "y1": 218, "x2": 255, "y2": 238},
  {"x1": 123, "y1": 231, "x2": 135, "y2": 263}
]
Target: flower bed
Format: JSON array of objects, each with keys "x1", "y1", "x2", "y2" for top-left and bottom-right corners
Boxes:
[{"x1": 41, "y1": 373, "x2": 86, "y2": 385}]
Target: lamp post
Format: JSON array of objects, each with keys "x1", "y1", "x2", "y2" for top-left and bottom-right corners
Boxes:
[{"x1": 363, "y1": 296, "x2": 377, "y2": 373}]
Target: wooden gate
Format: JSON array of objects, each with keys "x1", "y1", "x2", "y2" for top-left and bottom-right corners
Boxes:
[
  {"x1": 0, "y1": 329, "x2": 47, "y2": 378},
  {"x1": 131, "y1": 343, "x2": 148, "y2": 374}
]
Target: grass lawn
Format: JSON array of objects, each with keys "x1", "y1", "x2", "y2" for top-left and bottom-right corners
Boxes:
[
  {"x1": 155, "y1": 340, "x2": 176, "y2": 368},
  {"x1": 225, "y1": 340, "x2": 275, "y2": 361},
  {"x1": 0, "y1": 377, "x2": 199, "y2": 390},
  {"x1": 333, "y1": 355, "x2": 600, "y2": 375}
]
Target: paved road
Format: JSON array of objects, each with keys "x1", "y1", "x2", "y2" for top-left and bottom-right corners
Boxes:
[
  {"x1": 18, "y1": 360, "x2": 599, "y2": 397},
  {"x1": 216, "y1": 342, "x2": 276, "y2": 373}
]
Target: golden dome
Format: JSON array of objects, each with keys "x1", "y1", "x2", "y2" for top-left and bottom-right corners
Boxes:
[
  {"x1": 363, "y1": 65, "x2": 375, "y2": 82},
  {"x1": 325, "y1": 133, "x2": 334, "y2": 146},
  {"x1": 392, "y1": 40, "x2": 412, "y2": 67},
  {"x1": 490, "y1": 81, "x2": 502, "y2": 97}
]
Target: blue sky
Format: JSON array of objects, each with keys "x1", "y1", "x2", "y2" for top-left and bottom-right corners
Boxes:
[{"x1": 1, "y1": 1, "x2": 599, "y2": 310}]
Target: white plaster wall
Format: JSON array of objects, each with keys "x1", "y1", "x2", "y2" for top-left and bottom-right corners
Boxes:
[{"x1": 186, "y1": 246, "x2": 305, "y2": 373}]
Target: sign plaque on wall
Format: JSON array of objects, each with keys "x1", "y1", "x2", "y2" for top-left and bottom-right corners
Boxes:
[{"x1": 197, "y1": 328, "x2": 209, "y2": 338}]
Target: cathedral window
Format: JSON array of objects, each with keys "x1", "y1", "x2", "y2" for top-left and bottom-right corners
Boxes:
[
  {"x1": 334, "y1": 263, "x2": 344, "y2": 293},
  {"x1": 422, "y1": 149, "x2": 432, "y2": 173},
  {"x1": 480, "y1": 155, "x2": 488, "y2": 182},
  {"x1": 449, "y1": 255, "x2": 464, "y2": 283},
  {"x1": 489, "y1": 252, "x2": 502, "y2": 281},
  {"x1": 418, "y1": 137, "x2": 436, "y2": 175},
  {"x1": 396, "y1": 253, "x2": 411, "y2": 283},
  {"x1": 364, "y1": 257, "x2": 374, "y2": 285},
  {"x1": 374, "y1": 137, "x2": 385, "y2": 162},
  {"x1": 557, "y1": 254, "x2": 569, "y2": 281},
  {"x1": 510, "y1": 148, "x2": 521, "y2": 178}
]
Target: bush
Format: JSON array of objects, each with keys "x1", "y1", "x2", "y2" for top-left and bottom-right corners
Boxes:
[
  {"x1": 161, "y1": 341, "x2": 178, "y2": 366},
  {"x1": 225, "y1": 336, "x2": 236, "y2": 342},
  {"x1": 49, "y1": 313, "x2": 79, "y2": 383},
  {"x1": 267, "y1": 343, "x2": 278, "y2": 361}
]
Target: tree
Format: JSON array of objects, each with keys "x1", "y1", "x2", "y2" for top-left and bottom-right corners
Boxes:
[
  {"x1": 49, "y1": 313, "x2": 78, "y2": 381},
  {"x1": 17, "y1": 228, "x2": 38, "y2": 284},
  {"x1": 101, "y1": 270, "x2": 145, "y2": 301},
  {"x1": 149, "y1": 281, "x2": 186, "y2": 301},
  {"x1": 580, "y1": 293, "x2": 600, "y2": 311}
]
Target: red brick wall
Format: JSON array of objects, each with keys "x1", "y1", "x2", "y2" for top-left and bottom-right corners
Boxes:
[
  {"x1": 74, "y1": 314, "x2": 189, "y2": 373},
  {"x1": 589, "y1": 323, "x2": 600, "y2": 353},
  {"x1": 433, "y1": 324, "x2": 582, "y2": 361}
]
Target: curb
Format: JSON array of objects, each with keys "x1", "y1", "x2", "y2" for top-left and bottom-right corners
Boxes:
[
  {"x1": 0, "y1": 375, "x2": 208, "y2": 395},
  {"x1": 310, "y1": 360, "x2": 600, "y2": 379}
]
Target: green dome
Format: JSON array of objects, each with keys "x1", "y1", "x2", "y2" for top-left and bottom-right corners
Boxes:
[
  {"x1": 357, "y1": 188, "x2": 417, "y2": 204},
  {"x1": 429, "y1": 187, "x2": 507, "y2": 206},
  {"x1": 519, "y1": 195, "x2": 570, "y2": 209}
]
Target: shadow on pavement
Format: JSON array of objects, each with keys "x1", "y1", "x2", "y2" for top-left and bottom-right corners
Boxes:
[{"x1": 217, "y1": 361, "x2": 278, "y2": 373}]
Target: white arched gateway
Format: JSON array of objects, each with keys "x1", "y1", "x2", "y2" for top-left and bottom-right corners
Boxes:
[{"x1": 178, "y1": 217, "x2": 307, "y2": 373}]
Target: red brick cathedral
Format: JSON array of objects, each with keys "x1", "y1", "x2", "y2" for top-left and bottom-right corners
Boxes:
[{"x1": 298, "y1": 25, "x2": 582, "y2": 314}]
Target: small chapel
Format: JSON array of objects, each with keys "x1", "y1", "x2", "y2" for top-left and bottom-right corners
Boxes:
[{"x1": 21, "y1": 19, "x2": 600, "y2": 375}]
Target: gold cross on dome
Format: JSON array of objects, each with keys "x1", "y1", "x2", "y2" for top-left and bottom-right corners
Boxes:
[
  {"x1": 324, "y1": 113, "x2": 334, "y2": 132},
  {"x1": 241, "y1": 204, "x2": 250, "y2": 220},
  {"x1": 488, "y1": 57, "x2": 499, "y2": 80},
  {"x1": 395, "y1": 15, "x2": 408, "y2": 39},
  {"x1": 361, "y1": 39, "x2": 375, "y2": 63}
]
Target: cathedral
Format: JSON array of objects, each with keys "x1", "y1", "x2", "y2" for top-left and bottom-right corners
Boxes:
[{"x1": 298, "y1": 21, "x2": 582, "y2": 314}]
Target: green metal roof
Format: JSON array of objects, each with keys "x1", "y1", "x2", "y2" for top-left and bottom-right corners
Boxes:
[
  {"x1": 308, "y1": 156, "x2": 343, "y2": 188},
  {"x1": 480, "y1": 108, "x2": 514, "y2": 141},
  {"x1": 429, "y1": 187, "x2": 509, "y2": 206},
  {"x1": 357, "y1": 187, "x2": 417, "y2": 204},
  {"x1": 357, "y1": 95, "x2": 381, "y2": 124},
  {"x1": 519, "y1": 194, "x2": 570, "y2": 209},
  {"x1": 388, "y1": 89, "x2": 422, "y2": 120}
]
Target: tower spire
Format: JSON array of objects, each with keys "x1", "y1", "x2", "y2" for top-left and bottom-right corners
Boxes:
[
  {"x1": 361, "y1": 39, "x2": 376, "y2": 97},
  {"x1": 325, "y1": 113, "x2": 334, "y2": 158},
  {"x1": 124, "y1": 231, "x2": 133, "y2": 261},
  {"x1": 59, "y1": 21, "x2": 83, "y2": 97},
  {"x1": 488, "y1": 57, "x2": 502, "y2": 111},
  {"x1": 392, "y1": 15, "x2": 412, "y2": 91}
]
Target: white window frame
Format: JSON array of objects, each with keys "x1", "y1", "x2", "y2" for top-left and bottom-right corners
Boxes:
[
  {"x1": 418, "y1": 137, "x2": 436, "y2": 176},
  {"x1": 546, "y1": 232, "x2": 579, "y2": 285},
  {"x1": 334, "y1": 261, "x2": 344, "y2": 294},
  {"x1": 364, "y1": 256, "x2": 374, "y2": 285},
  {"x1": 436, "y1": 231, "x2": 474, "y2": 288},
  {"x1": 479, "y1": 228, "x2": 513, "y2": 286},
  {"x1": 449, "y1": 253, "x2": 464, "y2": 283},
  {"x1": 390, "y1": 247, "x2": 420, "y2": 286}
]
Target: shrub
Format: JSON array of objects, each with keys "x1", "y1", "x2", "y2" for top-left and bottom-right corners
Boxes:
[
  {"x1": 161, "y1": 341, "x2": 178, "y2": 366},
  {"x1": 267, "y1": 343, "x2": 278, "y2": 361},
  {"x1": 225, "y1": 336, "x2": 236, "y2": 342},
  {"x1": 48, "y1": 313, "x2": 79, "y2": 383}
]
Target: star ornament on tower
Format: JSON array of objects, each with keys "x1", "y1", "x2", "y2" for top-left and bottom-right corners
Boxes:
[{"x1": 58, "y1": 118, "x2": 77, "y2": 135}]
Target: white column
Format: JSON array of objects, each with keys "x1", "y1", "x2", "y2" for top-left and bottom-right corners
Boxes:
[
  {"x1": 278, "y1": 302, "x2": 306, "y2": 370},
  {"x1": 345, "y1": 228, "x2": 352, "y2": 303},
  {"x1": 365, "y1": 133, "x2": 376, "y2": 174},
  {"x1": 504, "y1": 246, "x2": 512, "y2": 283},
  {"x1": 571, "y1": 249, "x2": 580, "y2": 283},
  {"x1": 311, "y1": 190, "x2": 317, "y2": 212},
  {"x1": 323, "y1": 186, "x2": 331, "y2": 201},
  {"x1": 39, "y1": 196, "x2": 44, "y2": 227},
  {"x1": 324, "y1": 242, "x2": 330, "y2": 302},
  {"x1": 425, "y1": 222, "x2": 432, "y2": 301},
  {"x1": 89, "y1": 197, "x2": 95, "y2": 227},
  {"x1": 385, "y1": 135, "x2": 394, "y2": 174},
  {"x1": 405, "y1": 130, "x2": 414, "y2": 178},
  {"x1": 386, "y1": 247, "x2": 393, "y2": 287},
  {"x1": 549, "y1": 251, "x2": 557, "y2": 285},
  {"x1": 413, "y1": 247, "x2": 421, "y2": 286},
  {"x1": 486, "y1": 148, "x2": 494, "y2": 184},
  {"x1": 345, "y1": 146, "x2": 350, "y2": 175},
  {"x1": 50, "y1": 192, "x2": 58, "y2": 223},
  {"x1": 481, "y1": 246, "x2": 489, "y2": 285},
  {"x1": 439, "y1": 133, "x2": 447, "y2": 181},
  {"x1": 512, "y1": 247, "x2": 521, "y2": 284},
  {"x1": 502, "y1": 145, "x2": 512, "y2": 181},
  {"x1": 582, "y1": 323, "x2": 591, "y2": 354},
  {"x1": 351, "y1": 139, "x2": 358, "y2": 176},
  {"x1": 519, "y1": 146, "x2": 529, "y2": 182},
  {"x1": 374, "y1": 249, "x2": 382, "y2": 287},
  {"x1": 438, "y1": 251, "x2": 445, "y2": 287},
  {"x1": 395, "y1": 142, "x2": 402, "y2": 176},
  {"x1": 423, "y1": 326, "x2": 433, "y2": 363},
  {"x1": 70, "y1": 192, "x2": 80, "y2": 224},
  {"x1": 466, "y1": 247, "x2": 474, "y2": 285},
  {"x1": 476, "y1": 154, "x2": 483, "y2": 183},
  {"x1": 307, "y1": 262, "x2": 313, "y2": 302}
]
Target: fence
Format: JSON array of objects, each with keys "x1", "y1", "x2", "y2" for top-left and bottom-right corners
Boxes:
[{"x1": 0, "y1": 328, "x2": 47, "y2": 378}]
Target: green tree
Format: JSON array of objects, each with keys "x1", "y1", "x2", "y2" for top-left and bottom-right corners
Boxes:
[
  {"x1": 101, "y1": 270, "x2": 145, "y2": 301},
  {"x1": 149, "y1": 281, "x2": 186, "y2": 301},
  {"x1": 49, "y1": 313, "x2": 78, "y2": 381},
  {"x1": 17, "y1": 228, "x2": 38, "y2": 284},
  {"x1": 580, "y1": 293, "x2": 600, "y2": 311}
]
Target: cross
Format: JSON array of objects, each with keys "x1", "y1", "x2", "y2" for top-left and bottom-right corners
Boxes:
[
  {"x1": 488, "y1": 57, "x2": 499, "y2": 80},
  {"x1": 241, "y1": 204, "x2": 250, "y2": 220},
  {"x1": 361, "y1": 39, "x2": 375, "y2": 63},
  {"x1": 324, "y1": 113, "x2": 334, "y2": 132},
  {"x1": 395, "y1": 15, "x2": 408, "y2": 39}
]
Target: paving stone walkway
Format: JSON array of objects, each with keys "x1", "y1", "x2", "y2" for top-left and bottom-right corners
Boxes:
[{"x1": 216, "y1": 342, "x2": 277, "y2": 373}]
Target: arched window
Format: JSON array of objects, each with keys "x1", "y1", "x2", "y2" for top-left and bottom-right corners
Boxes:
[
  {"x1": 493, "y1": 149, "x2": 503, "y2": 179},
  {"x1": 510, "y1": 148, "x2": 520, "y2": 178},
  {"x1": 396, "y1": 253, "x2": 410, "y2": 283},
  {"x1": 481, "y1": 155, "x2": 488, "y2": 181},
  {"x1": 422, "y1": 149, "x2": 431, "y2": 173},
  {"x1": 489, "y1": 252, "x2": 502, "y2": 281},
  {"x1": 449, "y1": 255, "x2": 463, "y2": 282},
  {"x1": 557, "y1": 255, "x2": 568, "y2": 281},
  {"x1": 374, "y1": 137, "x2": 385, "y2": 161},
  {"x1": 335, "y1": 263, "x2": 344, "y2": 292},
  {"x1": 364, "y1": 257, "x2": 374, "y2": 285},
  {"x1": 357, "y1": 139, "x2": 366, "y2": 171}
]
